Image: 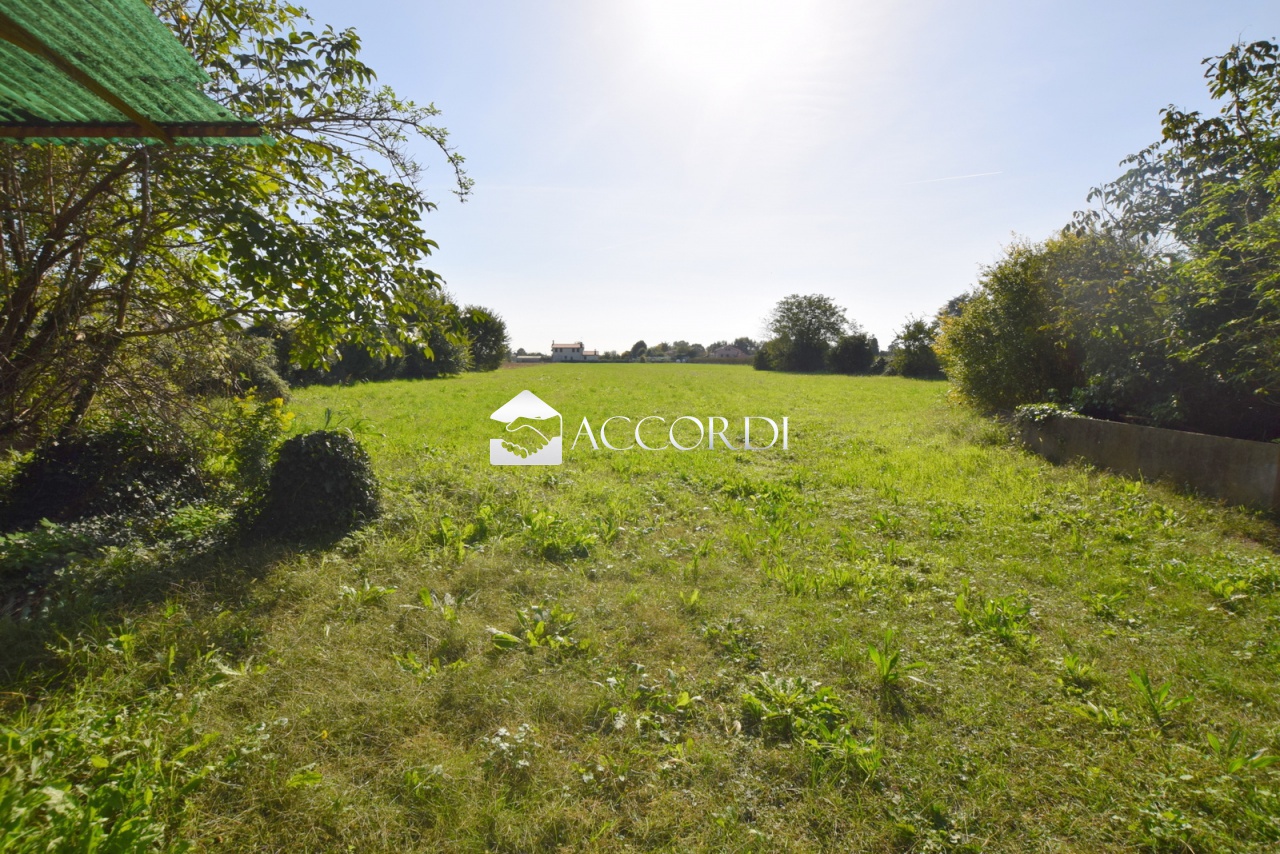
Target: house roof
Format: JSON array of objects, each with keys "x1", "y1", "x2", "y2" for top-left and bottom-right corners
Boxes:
[
  {"x1": 0, "y1": 0, "x2": 264, "y2": 144},
  {"x1": 551, "y1": 342, "x2": 583, "y2": 348}
]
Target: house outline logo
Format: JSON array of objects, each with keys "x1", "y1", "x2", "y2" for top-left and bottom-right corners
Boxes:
[{"x1": 489, "y1": 390, "x2": 563, "y2": 466}]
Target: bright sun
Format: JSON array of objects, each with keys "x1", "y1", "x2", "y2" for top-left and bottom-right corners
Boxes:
[{"x1": 620, "y1": 0, "x2": 829, "y2": 97}]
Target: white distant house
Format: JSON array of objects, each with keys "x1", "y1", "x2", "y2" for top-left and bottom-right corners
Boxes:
[
  {"x1": 551, "y1": 342, "x2": 599, "y2": 362},
  {"x1": 710, "y1": 345, "x2": 748, "y2": 359}
]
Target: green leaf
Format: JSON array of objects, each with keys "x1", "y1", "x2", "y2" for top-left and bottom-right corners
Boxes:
[
  {"x1": 489, "y1": 630, "x2": 523, "y2": 651},
  {"x1": 286, "y1": 769, "x2": 323, "y2": 789}
]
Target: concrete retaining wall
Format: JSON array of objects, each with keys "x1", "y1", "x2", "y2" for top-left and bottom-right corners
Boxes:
[{"x1": 1019, "y1": 416, "x2": 1280, "y2": 512}]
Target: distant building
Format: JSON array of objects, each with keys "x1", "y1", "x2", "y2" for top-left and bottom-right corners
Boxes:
[
  {"x1": 552, "y1": 341, "x2": 585, "y2": 362},
  {"x1": 710, "y1": 345, "x2": 748, "y2": 359},
  {"x1": 583, "y1": 349, "x2": 600, "y2": 362}
]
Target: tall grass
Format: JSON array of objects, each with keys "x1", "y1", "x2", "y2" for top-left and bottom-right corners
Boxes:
[{"x1": 2, "y1": 365, "x2": 1277, "y2": 851}]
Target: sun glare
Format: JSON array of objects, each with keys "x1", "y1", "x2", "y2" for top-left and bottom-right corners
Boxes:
[{"x1": 620, "y1": 0, "x2": 830, "y2": 97}]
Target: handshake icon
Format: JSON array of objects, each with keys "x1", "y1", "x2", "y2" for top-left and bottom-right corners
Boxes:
[{"x1": 489, "y1": 391, "x2": 563, "y2": 466}]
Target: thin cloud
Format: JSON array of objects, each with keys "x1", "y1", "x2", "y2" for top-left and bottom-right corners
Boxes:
[{"x1": 905, "y1": 170, "x2": 1003, "y2": 185}]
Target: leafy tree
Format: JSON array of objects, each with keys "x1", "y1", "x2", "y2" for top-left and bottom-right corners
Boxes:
[
  {"x1": 939, "y1": 227, "x2": 1269, "y2": 436},
  {"x1": 939, "y1": 41, "x2": 1280, "y2": 439},
  {"x1": 828, "y1": 332, "x2": 879, "y2": 374},
  {"x1": 382, "y1": 295, "x2": 472, "y2": 379},
  {"x1": 887, "y1": 318, "x2": 944, "y2": 379},
  {"x1": 670, "y1": 341, "x2": 704, "y2": 360},
  {"x1": 936, "y1": 239, "x2": 1080, "y2": 407},
  {"x1": 629, "y1": 340, "x2": 647, "y2": 360},
  {"x1": 1046, "y1": 232, "x2": 1201, "y2": 428},
  {"x1": 270, "y1": 292, "x2": 473, "y2": 384},
  {"x1": 753, "y1": 342, "x2": 778, "y2": 371},
  {"x1": 462, "y1": 306, "x2": 509, "y2": 372},
  {"x1": 732, "y1": 337, "x2": 759, "y2": 354},
  {"x1": 220, "y1": 332, "x2": 290, "y2": 401},
  {"x1": 939, "y1": 294, "x2": 972, "y2": 319},
  {"x1": 759, "y1": 294, "x2": 850, "y2": 372},
  {"x1": 1069, "y1": 39, "x2": 1280, "y2": 436},
  {"x1": 854, "y1": 34, "x2": 1280, "y2": 421},
  {"x1": 0, "y1": 0, "x2": 469, "y2": 441}
]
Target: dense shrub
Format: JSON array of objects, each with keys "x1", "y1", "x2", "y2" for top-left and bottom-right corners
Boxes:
[
  {"x1": 886, "y1": 318, "x2": 944, "y2": 379},
  {"x1": 1080, "y1": 41, "x2": 1280, "y2": 417},
  {"x1": 398, "y1": 326, "x2": 474, "y2": 379},
  {"x1": 0, "y1": 400, "x2": 291, "y2": 582},
  {"x1": 256, "y1": 431, "x2": 380, "y2": 539},
  {"x1": 184, "y1": 332, "x2": 289, "y2": 401},
  {"x1": 937, "y1": 230, "x2": 1276, "y2": 438},
  {"x1": 0, "y1": 421, "x2": 205, "y2": 531},
  {"x1": 0, "y1": 520, "x2": 96, "y2": 584},
  {"x1": 828, "y1": 333, "x2": 880, "y2": 374},
  {"x1": 935, "y1": 240, "x2": 1079, "y2": 408},
  {"x1": 778, "y1": 338, "x2": 830, "y2": 372},
  {"x1": 229, "y1": 346, "x2": 290, "y2": 402},
  {"x1": 753, "y1": 344, "x2": 777, "y2": 371},
  {"x1": 256, "y1": 299, "x2": 506, "y2": 386},
  {"x1": 938, "y1": 42, "x2": 1280, "y2": 441},
  {"x1": 203, "y1": 396, "x2": 295, "y2": 501},
  {"x1": 1012, "y1": 402, "x2": 1082, "y2": 425},
  {"x1": 462, "y1": 306, "x2": 510, "y2": 372}
]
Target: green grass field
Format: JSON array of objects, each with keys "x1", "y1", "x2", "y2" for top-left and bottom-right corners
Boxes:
[{"x1": 4, "y1": 364, "x2": 1279, "y2": 852}]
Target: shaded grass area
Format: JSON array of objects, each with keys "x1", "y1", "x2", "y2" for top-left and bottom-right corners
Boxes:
[{"x1": 3, "y1": 364, "x2": 1279, "y2": 851}]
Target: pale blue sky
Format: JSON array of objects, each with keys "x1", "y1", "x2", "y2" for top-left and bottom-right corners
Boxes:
[{"x1": 300, "y1": 0, "x2": 1278, "y2": 353}]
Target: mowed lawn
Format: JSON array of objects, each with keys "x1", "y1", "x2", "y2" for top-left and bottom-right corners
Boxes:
[{"x1": 8, "y1": 364, "x2": 1280, "y2": 852}]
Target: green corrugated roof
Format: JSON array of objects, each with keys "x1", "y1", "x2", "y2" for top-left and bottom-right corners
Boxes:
[{"x1": 0, "y1": 0, "x2": 264, "y2": 144}]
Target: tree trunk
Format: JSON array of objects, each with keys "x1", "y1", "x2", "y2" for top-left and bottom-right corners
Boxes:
[{"x1": 56, "y1": 151, "x2": 151, "y2": 439}]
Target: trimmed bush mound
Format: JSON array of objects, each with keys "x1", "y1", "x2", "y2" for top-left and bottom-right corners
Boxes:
[
  {"x1": 0, "y1": 422, "x2": 205, "y2": 531},
  {"x1": 257, "y1": 430, "x2": 379, "y2": 539}
]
